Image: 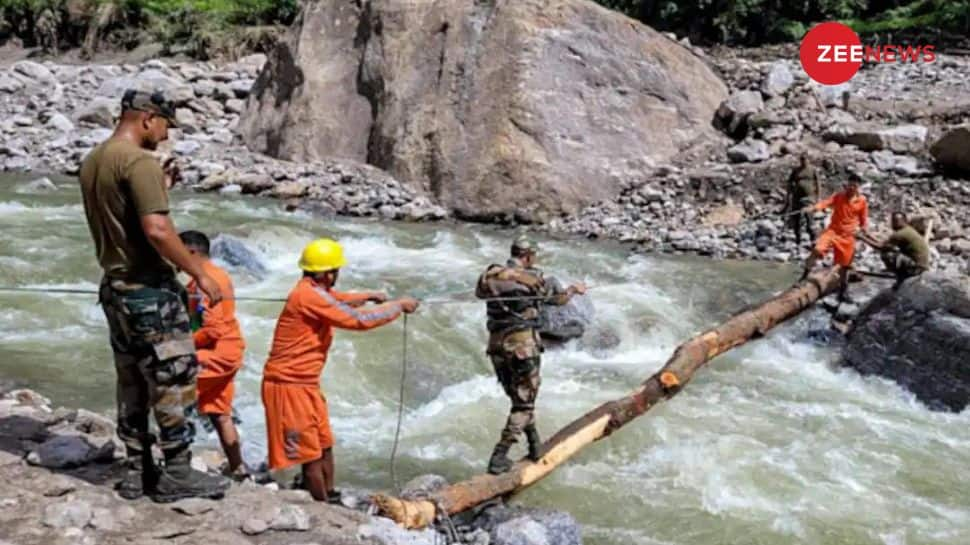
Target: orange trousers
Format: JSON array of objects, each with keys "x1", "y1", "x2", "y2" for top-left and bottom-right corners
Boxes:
[
  {"x1": 814, "y1": 229, "x2": 856, "y2": 267},
  {"x1": 262, "y1": 380, "x2": 333, "y2": 470}
]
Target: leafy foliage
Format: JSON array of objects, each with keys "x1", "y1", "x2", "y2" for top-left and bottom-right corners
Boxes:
[{"x1": 593, "y1": 0, "x2": 970, "y2": 44}]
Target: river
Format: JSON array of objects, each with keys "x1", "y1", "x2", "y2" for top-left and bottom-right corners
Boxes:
[{"x1": 1, "y1": 173, "x2": 968, "y2": 545}]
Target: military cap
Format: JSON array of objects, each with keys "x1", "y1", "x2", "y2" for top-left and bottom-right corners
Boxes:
[
  {"x1": 121, "y1": 89, "x2": 178, "y2": 127},
  {"x1": 511, "y1": 235, "x2": 538, "y2": 255}
]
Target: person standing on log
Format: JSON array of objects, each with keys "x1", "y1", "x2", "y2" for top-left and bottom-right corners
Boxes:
[
  {"x1": 860, "y1": 211, "x2": 930, "y2": 286},
  {"x1": 476, "y1": 236, "x2": 587, "y2": 474},
  {"x1": 782, "y1": 153, "x2": 821, "y2": 247},
  {"x1": 800, "y1": 173, "x2": 870, "y2": 303},
  {"x1": 79, "y1": 89, "x2": 230, "y2": 502}
]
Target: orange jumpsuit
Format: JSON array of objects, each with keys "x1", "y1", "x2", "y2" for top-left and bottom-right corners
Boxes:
[
  {"x1": 187, "y1": 260, "x2": 245, "y2": 416},
  {"x1": 813, "y1": 191, "x2": 869, "y2": 267},
  {"x1": 262, "y1": 277, "x2": 402, "y2": 470}
]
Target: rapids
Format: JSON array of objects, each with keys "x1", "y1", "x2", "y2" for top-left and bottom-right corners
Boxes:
[{"x1": 1, "y1": 174, "x2": 968, "y2": 545}]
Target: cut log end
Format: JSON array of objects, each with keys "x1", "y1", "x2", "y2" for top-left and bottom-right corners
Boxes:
[{"x1": 372, "y1": 494, "x2": 436, "y2": 529}]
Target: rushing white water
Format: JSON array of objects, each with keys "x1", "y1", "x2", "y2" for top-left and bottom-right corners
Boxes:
[{"x1": 1, "y1": 173, "x2": 968, "y2": 545}]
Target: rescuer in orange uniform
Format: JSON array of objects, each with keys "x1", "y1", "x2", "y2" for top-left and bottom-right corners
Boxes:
[
  {"x1": 180, "y1": 231, "x2": 248, "y2": 478},
  {"x1": 800, "y1": 174, "x2": 870, "y2": 302},
  {"x1": 262, "y1": 238, "x2": 419, "y2": 502}
]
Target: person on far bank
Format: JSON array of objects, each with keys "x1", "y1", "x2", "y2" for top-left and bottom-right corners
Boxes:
[
  {"x1": 476, "y1": 236, "x2": 587, "y2": 475},
  {"x1": 261, "y1": 238, "x2": 419, "y2": 503},
  {"x1": 800, "y1": 173, "x2": 870, "y2": 303},
  {"x1": 79, "y1": 89, "x2": 230, "y2": 502},
  {"x1": 860, "y1": 211, "x2": 930, "y2": 286},
  {"x1": 180, "y1": 230, "x2": 248, "y2": 480},
  {"x1": 782, "y1": 153, "x2": 821, "y2": 247}
]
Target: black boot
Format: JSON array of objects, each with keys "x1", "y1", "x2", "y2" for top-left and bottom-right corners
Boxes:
[
  {"x1": 116, "y1": 448, "x2": 156, "y2": 500},
  {"x1": 151, "y1": 449, "x2": 230, "y2": 503},
  {"x1": 487, "y1": 443, "x2": 513, "y2": 475},
  {"x1": 525, "y1": 425, "x2": 542, "y2": 462}
]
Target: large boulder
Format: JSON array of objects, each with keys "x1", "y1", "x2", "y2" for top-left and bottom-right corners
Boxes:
[
  {"x1": 930, "y1": 125, "x2": 970, "y2": 174},
  {"x1": 539, "y1": 278, "x2": 594, "y2": 342},
  {"x1": 210, "y1": 235, "x2": 268, "y2": 278},
  {"x1": 842, "y1": 273, "x2": 970, "y2": 411},
  {"x1": 239, "y1": 0, "x2": 727, "y2": 222},
  {"x1": 823, "y1": 123, "x2": 928, "y2": 153},
  {"x1": 714, "y1": 90, "x2": 764, "y2": 138}
]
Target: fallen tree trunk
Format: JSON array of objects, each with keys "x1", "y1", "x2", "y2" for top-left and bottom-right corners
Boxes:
[{"x1": 374, "y1": 269, "x2": 843, "y2": 528}]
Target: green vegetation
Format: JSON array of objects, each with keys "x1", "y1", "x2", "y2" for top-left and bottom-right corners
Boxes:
[{"x1": 594, "y1": 0, "x2": 970, "y2": 44}]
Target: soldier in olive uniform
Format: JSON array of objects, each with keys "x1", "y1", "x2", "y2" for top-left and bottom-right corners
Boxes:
[
  {"x1": 476, "y1": 236, "x2": 587, "y2": 474},
  {"x1": 861, "y1": 211, "x2": 931, "y2": 286},
  {"x1": 783, "y1": 154, "x2": 821, "y2": 246}
]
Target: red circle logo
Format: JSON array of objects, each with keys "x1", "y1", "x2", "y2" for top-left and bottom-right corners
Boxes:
[{"x1": 800, "y1": 22, "x2": 862, "y2": 85}]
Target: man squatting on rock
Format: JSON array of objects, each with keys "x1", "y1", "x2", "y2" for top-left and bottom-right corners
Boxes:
[
  {"x1": 476, "y1": 236, "x2": 587, "y2": 475},
  {"x1": 79, "y1": 90, "x2": 231, "y2": 501},
  {"x1": 861, "y1": 211, "x2": 931, "y2": 286}
]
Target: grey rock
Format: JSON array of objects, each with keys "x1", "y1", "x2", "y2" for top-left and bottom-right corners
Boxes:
[
  {"x1": 239, "y1": 0, "x2": 727, "y2": 222},
  {"x1": 229, "y1": 79, "x2": 254, "y2": 99},
  {"x1": 219, "y1": 183, "x2": 242, "y2": 194},
  {"x1": 42, "y1": 500, "x2": 92, "y2": 529},
  {"x1": 493, "y1": 517, "x2": 549, "y2": 545},
  {"x1": 241, "y1": 517, "x2": 270, "y2": 536},
  {"x1": 210, "y1": 234, "x2": 268, "y2": 277},
  {"x1": 75, "y1": 97, "x2": 118, "y2": 127},
  {"x1": 47, "y1": 113, "x2": 74, "y2": 132},
  {"x1": 727, "y1": 139, "x2": 770, "y2": 163},
  {"x1": 0, "y1": 74, "x2": 24, "y2": 93},
  {"x1": 173, "y1": 139, "x2": 202, "y2": 156},
  {"x1": 812, "y1": 81, "x2": 852, "y2": 107},
  {"x1": 358, "y1": 516, "x2": 440, "y2": 545},
  {"x1": 171, "y1": 498, "x2": 217, "y2": 516},
  {"x1": 175, "y1": 108, "x2": 199, "y2": 133},
  {"x1": 193, "y1": 79, "x2": 216, "y2": 97},
  {"x1": 27, "y1": 434, "x2": 115, "y2": 468},
  {"x1": 90, "y1": 507, "x2": 118, "y2": 531},
  {"x1": 842, "y1": 273, "x2": 970, "y2": 411},
  {"x1": 41, "y1": 475, "x2": 77, "y2": 497},
  {"x1": 225, "y1": 98, "x2": 246, "y2": 114},
  {"x1": 762, "y1": 62, "x2": 794, "y2": 96},
  {"x1": 270, "y1": 504, "x2": 310, "y2": 531},
  {"x1": 930, "y1": 125, "x2": 970, "y2": 174},
  {"x1": 824, "y1": 123, "x2": 927, "y2": 153},
  {"x1": 210, "y1": 128, "x2": 233, "y2": 144},
  {"x1": 715, "y1": 90, "x2": 764, "y2": 137},
  {"x1": 540, "y1": 278, "x2": 594, "y2": 341},
  {"x1": 12, "y1": 115, "x2": 33, "y2": 127},
  {"x1": 13, "y1": 61, "x2": 55, "y2": 84},
  {"x1": 401, "y1": 474, "x2": 449, "y2": 498}
]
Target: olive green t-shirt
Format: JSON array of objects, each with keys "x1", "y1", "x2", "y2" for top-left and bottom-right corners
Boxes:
[
  {"x1": 789, "y1": 165, "x2": 818, "y2": 200},
  {"x1": 79, "y1": 139, "x2": 175, "y2": 282},
  {"x1": 889, "y1": 225, "x2": 930, "y2": 269}
]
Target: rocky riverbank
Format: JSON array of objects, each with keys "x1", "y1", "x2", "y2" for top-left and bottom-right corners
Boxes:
[
  {"x1": 0, "y1": 44, "x2": 968, "y2": 274},
  {"x1": 0, "y1": 388, "x2": 582, "y2": 545}
]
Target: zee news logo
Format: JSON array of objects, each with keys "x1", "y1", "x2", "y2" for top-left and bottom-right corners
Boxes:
[{"x1": 799, "y1": 22, "x2": 936, "y2": 85}]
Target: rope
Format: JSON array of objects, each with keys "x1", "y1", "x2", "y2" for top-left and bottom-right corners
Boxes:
[
  {"x1": 0, "y1": 286, "x2": 287, "y2": 302},
  {"x1": 389, "y1": 313, "x2": 409, "y2": 493}
]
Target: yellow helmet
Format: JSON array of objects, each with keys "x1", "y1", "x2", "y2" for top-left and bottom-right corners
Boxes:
[{"x1": 298, "y1": 238, "x2": 347, "y2": 273}]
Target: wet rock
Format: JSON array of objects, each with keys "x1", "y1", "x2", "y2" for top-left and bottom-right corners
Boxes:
[
  {"x1": 930, "y1": 125, "x2": 970, "y2": 174},
  {"x1": 727, "y1": 139, "x2": 770, "y2": 163},
  {"x1": 358, "y1": 516, "x2": 440, "y2": 545},
  {"x1": 401, "y1": 474, "x2": 448, "y2": 498},
  {"x1": 27, "y1": 434, "x2": 115, "y2": 468},
  {"x1": 42, "y1": 500, "x2": 92, "y2": 529},
  {"x1": 578, "y1": 326, "x2": 622, "y2": 357},
  {"x1": 715, "y1": 90, "x2": 764, "y2": 137},
  {"x1": 15, "y1": 177, "x2": 58, "y2": 194},
  {"x1": 478, "y1": 506, "x2": 581, "y2": 545},
  {"x1": 493, "y1": 517, "x2": 549, "y2": 545},
  {"x1": 762, "y1": 62, "x2": 794, "y2": 97},
  {"x1": 210, "y1": 234, "x2": 267, "y2": 277},
  {"x1": 842, "y1": 273, "x2": 970, "y2": 411},
  {"x1": 540, "y1": 280, "x2": 594, "y2": 342},
  {"x1": 824, "y1": 123, "x2": 928, "y2": 153}
]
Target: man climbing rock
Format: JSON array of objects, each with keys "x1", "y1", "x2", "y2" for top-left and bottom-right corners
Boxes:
[
  {"x1": 180, "y1": 230, "x2": 248, "y2": 480},
  {"x1": 261, "y1": 238, "x2": 418, "y2": 502},
  {"x1": 79, "y1": 90, "x2": 230, "y2": 501},
  {"x1": 861, "y1": 212, "x2": 930, "y2": 286},
  {"x1": 782, "y1": 153, "x2": 821, "y2": 247},
  {"x1": 476, "y1": 236, "x2": 587, "y2": 474},
  {"x1": 800, "y1": 173, "x2": 870, "y2": 303}
]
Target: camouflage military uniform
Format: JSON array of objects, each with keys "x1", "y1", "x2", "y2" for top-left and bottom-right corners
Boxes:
[
  {"x1": 477, "y1": 255, "x2": 570, "y2": 473},
  {"x1": 99, "y1": 276, "x2": 198, "y2": 455}
]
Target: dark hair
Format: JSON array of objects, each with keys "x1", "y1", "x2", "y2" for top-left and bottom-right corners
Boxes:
[
  {"x1": 179, "y1": 230, "x2": 210, "y2": 255},
  {"x1": 892, "y1": 211, "x2": 907, "y2": 223}
]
